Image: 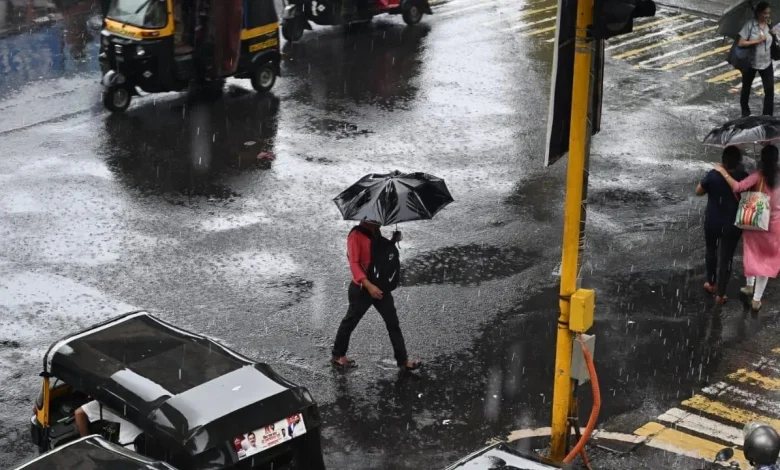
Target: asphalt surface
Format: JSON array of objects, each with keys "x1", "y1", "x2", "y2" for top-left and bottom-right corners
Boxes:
[{"x1": 1, "y1": 0, "x2": 778, "y2": 469}]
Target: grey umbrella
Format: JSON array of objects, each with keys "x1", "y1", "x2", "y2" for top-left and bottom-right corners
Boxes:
[{"x1": 719, "y1": 0, "x2": 780, "y2": 39}]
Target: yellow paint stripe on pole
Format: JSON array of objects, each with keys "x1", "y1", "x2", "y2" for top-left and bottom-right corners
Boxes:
[
  {"x1": 707, "y1": 69, "x2": 742, "y2": 84},
  {"x1": 728, "y1": 369, "x2": 780, "y2": 390},
  {"x1": 634, "y1": 422, "x2": 750, "y2": 469},
  {"x1": 525, "y1": 25, "x2": 557, "y2": 36},
  {"x1": 661, "y1": 45, "x2": 731, "y2": 71},
  {"x1": 613, "y1": 26, "x2": 718, "y2": 60},
  {"x1": 682, "y1": 395, "x2": 780, "y2": 430}
]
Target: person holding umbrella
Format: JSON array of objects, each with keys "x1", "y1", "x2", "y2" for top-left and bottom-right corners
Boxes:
[
  {"x1": 330, "y1": 171, "x2": 453, "y2": 371},
  {"x1": 715, "y1": 145, "x2": 780, "y2": 311},
  {"x1": 737, "y1": 2, "x2": 776, "y2": 117}
]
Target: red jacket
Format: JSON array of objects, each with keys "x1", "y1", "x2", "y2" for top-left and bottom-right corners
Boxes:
[{"x1": 347, "y1": 225, "x2": 380, "y2": 285}]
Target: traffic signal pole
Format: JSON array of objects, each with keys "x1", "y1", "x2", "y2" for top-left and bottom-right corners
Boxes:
[{"x1": 549, "y1": 0, "x2": 594, "y2": 461}]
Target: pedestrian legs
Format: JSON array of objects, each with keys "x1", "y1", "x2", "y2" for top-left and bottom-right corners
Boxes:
[
  {"x1": 332, "y1": 283, "x2": 373, "y2": 358},
  {"x1": 753, "y1": 276, "x2": 769, "y2": 302},
  {"x1": 716, "y1": 226, "x2": 742, "y2": 297},
  {"x1": 372, "y1": 293, "x2": 409, "y2": 367},
  {"x1": 704, "y1": 227, "x2": 720, "y2": 287},
  {"x1": 741, "y1": 67, "x2": 759, "y2": 117},
  {"x1": 759, "y1": 63, "x2": 775, "y2": 116}
]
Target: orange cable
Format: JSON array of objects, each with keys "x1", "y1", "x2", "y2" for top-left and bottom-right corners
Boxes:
[{"x1": 563, "y1": 334, "x2": 601, "y2": 466}]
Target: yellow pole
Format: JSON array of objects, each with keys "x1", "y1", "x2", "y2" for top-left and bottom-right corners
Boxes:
[{"x1": 549, "y1": 0, "x2": 593, "y2": 461}]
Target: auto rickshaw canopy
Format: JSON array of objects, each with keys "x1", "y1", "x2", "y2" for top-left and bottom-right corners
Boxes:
[{"x1": 43, "y1": 311, "x2": 312, "y2": 456}]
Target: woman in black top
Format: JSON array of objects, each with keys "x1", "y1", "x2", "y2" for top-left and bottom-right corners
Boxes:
[{"x1": 696, "y1": 146, "x2": 749, "y2": 304}]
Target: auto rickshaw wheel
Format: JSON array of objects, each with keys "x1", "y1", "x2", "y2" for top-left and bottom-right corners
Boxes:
[
  {"x1": 402, "y1": 4, "x2": 423, "y2": 25},
  {"x1": 293, "y1": 428, "x2": 326, "y2": 470},
  {"x1": 102, "y1": 86, "x2": 131, "y2": 113},
  {"x1": 251, "y1": 64, "x2": 276, "y2": 93},
  {"x1": 282, "y1": 18, "x2": 305, "y2": 42}
]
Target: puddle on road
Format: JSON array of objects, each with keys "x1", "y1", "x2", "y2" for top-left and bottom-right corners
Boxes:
[
  {"x1": 590, "y1": 187, "x2": 683, "y2": 209},
  {"x1": 304, "y1": 118, "x2": 373, "y2": 140},
  {"x1": 402, "y1": 244, "x2": 540, "y2": 286}
]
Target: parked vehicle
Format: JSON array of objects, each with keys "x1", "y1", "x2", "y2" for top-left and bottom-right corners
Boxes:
[
  {"x1": 15, "y1": 435, "x2": 177, "y2": 470},
  {"x1": 443, "y1": 442, "x2": 585, "y2": 470},
  {"x1": 280, "y1": 0, "x2": 431, "y2": 42},
  {"x1": 99, "y1": 0, "x2": 281, "y2": 112},
  {"x1": 29, "y1": 310, "x2": 325, "y2": 469}
]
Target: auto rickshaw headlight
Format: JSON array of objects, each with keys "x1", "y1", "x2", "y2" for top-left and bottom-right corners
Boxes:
[{"x1": 136, "y1": 46, "x2": 146, "y2": 57}]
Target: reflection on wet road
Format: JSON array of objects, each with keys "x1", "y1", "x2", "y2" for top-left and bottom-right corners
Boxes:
[{"x1": 0, "y1": 0, "x2": 774, "y2": 469}]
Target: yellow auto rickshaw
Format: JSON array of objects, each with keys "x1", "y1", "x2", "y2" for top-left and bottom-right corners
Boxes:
[{"x1": 99, "y1": 0, "x2": 281, "y2": 112}]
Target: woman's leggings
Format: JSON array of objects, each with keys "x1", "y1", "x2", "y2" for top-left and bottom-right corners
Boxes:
[{"x1": 746, "y1": 276, "x2": 769, "y2": 301}]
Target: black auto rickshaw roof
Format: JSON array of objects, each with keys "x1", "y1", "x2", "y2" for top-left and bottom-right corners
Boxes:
[
  {"x1": 14, "y1": 435, "x2": 178, "y2": 470},
  {"x1": 43, "y1": 311, "x2": 313, "y2": 456},
  {"x1": 443, "y1": 442, "x2": 585, "y2": 469}
]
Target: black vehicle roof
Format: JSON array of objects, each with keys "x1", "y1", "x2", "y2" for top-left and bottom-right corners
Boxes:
[
  {"x1": 44, "y1": 311, "x2": 309, "y2": 453},
  {"x1": 14, "y1": 435, "x2": 178, "y2": 470},
  {"x1": 443, "y1": 442, "x2": 585, "y2": 470}
]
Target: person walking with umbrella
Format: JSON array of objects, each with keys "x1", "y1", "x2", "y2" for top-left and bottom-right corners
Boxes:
[
  {"x1": 737, "y1": 2, "x2": 776, "y2": 117},
  {"x1": 330, "y1": 171, "x2": 453, "y2": 371},
  {"x1": 715, "y1": 145, "x2": 780, "y2": 311}
]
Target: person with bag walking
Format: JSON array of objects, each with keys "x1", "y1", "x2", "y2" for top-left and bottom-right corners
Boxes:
[
  {"x1": 715, "y1": 145, "x2": 780, "y2": 311},
  {"x1": 697, "y1": 146, "x2": 748, "y2": 305},
  {"x1": 331, "y1": 221, "x2": 422, "y2": 371},
  {"x1": 737, "y1": 2, "x2": 779, "y2": 117}
]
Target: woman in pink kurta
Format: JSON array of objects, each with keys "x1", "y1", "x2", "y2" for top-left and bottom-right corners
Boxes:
[{"x1": 716, "y1": 145, "x2": 780, "y2": 311}]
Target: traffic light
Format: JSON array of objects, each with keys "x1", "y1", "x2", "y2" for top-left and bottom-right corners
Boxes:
[{"x1": 590, "y1": 0, "x2": 656, "y2": 40}]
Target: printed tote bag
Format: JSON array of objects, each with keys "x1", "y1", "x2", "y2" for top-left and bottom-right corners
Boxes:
[{"x1": 736, "y1": 177, "x2": 771, "y2": 231}]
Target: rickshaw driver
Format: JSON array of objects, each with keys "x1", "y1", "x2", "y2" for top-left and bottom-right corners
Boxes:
[{"x1": 74, "y1": 399, "x2": 144, "y2": 451}]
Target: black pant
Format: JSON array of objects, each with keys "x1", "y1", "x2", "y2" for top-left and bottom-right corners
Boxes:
[
  {"x1": 704, "y1": 225, "x2": 742, "y2": 297},
  {"x1": 332, "y1": 283, "x2": 408, "y2": 366},
  {"x1": 741, "y1": 63, "x2": 774, "y2": 117}
]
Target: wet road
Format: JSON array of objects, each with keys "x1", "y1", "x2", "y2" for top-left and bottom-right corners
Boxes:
[{"x1": 0, "y1": 0, "x2": 775, "y2": 469}]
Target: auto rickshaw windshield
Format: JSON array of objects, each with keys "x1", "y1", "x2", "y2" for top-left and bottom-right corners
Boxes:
[{"x1": 107, "y1": 0, "x2": 168, "y2": 29}]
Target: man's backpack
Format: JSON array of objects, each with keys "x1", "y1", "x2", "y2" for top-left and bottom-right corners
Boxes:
[{"x1": 351, "y1": 225, "x2": 401, "y2": 292}]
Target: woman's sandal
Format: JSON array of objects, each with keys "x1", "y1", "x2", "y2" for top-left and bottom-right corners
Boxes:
[
  {"x1": 331, "y1": 357, "x2": 358, "y2": 369},
  {"x1": 400, "y1": 360, "x2": 422, "y2": 371},
  {"x1": 715, "y1": 295, "x2": 728, "y2": 305},
  {"x1": 703, "y1": 283, "x2": 716, "y2": 295}
]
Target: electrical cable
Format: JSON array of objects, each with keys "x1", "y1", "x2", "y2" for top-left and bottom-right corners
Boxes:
[{"x1": 563, "y1": 334, "x2": 601, "y2": 466}]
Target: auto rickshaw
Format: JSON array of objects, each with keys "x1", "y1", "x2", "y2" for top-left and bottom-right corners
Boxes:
[
  {"x1": 280, "y1": 0, "x2": 432, "y2": 42},
  {"x1": 99, "y1": 0, "x2": 281, "y2": 112},
  {"x1": 15, "y1": 435, "x2": 178, "y2": 470},
  {"x1": 29, "y1": 310, "x2": 326, "y2": 469},
  {"x1": 443, "y1": 442, "x2": 586, "y2": 469}
]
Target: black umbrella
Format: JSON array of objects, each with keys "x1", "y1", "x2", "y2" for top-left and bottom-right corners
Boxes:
[
  {"x1": 334, "y1": 171, "x2": 454, "y2": 226},
  {"x1": 702, "y1": 115, "x2": 780, "y2": 148}
]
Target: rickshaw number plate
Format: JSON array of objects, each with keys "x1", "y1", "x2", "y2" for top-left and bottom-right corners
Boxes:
[{"x1": 232, "y1": 413, "x2": 307, "y2": 460}]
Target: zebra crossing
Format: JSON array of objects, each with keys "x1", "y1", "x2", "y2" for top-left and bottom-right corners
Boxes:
[
  {"x1": 431, "y1": 0, "x2": 779, "y2": 94},
  {"x1": 629, "y1": 351, "x2": 780, "y2": 470}
]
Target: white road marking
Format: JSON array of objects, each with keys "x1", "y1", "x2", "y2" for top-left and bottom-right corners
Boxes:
[
  {"x1": 605, "y1": 19, "x2": 708, "y2": 51},
  {"x1": 683, "y1": 62, "x2": 730, "y2": 80},
  {"x1": 637, "y1": 37, "x2": 722, "y2": 67},
  {"x1": 703, "y1": 381, "x2": 780, "y2": 417},
  {"x1": 657, "y1": 408, "x2": 743, "y2": 446}
]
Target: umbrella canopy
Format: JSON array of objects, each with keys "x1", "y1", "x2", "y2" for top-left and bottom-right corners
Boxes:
[
  {"x1": 334, "y1": 171, "x2": 454, "y2": 226},
  {"x1": 702, "y1": 115, "x2": 780, "y2": 148},
  {"x1": 718, "y1": 0, "x2": 780, "y2": 39}
]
